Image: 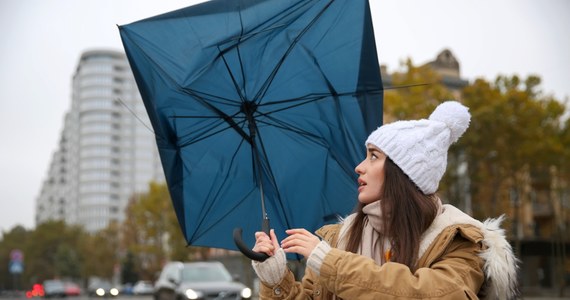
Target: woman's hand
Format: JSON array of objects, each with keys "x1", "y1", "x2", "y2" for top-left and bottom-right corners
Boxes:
[
  {"x1": 281, "y1": 228, "x2": 321, "y2": 258},
  {"x1": 252, "y1": 229, "x2": 280, "y2": 256}
]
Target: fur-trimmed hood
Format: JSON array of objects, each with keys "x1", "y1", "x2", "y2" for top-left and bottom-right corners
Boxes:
[{"x1": 420, "y1": 204, "x2": 520, "y2": 300}]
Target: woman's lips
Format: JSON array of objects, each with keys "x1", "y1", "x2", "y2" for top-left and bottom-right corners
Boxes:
[{"x1": 357, "y1": 179, "x2": 366, "y2": 192}]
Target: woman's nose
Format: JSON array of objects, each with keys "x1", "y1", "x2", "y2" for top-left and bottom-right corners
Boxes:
[{"x1": 355, "y1": 160, "x2": 365, "y2": 174}]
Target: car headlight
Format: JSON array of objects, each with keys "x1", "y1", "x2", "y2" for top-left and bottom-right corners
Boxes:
[
  {"x1": 110, "y1": 288, "x2": 119, "y2": 296},
  {"x1": 185, "y1": 288, "x2": 202, "y2": 299},
  {"x1": 241, "y1": 287, "x2": 252, "y2": 299},
  {"x1": 96, "y1": 288, "x2": 105, "y2": 296}
]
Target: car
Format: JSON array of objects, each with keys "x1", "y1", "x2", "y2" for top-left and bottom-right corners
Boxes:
[
  {"x1": 64, "y1": 281, "x2": 81, "y2": 296},
  {"x1": 120, "y1": 283, "x2": 133, "y2": 295},
  {"x1": 87, "y1": 278, "x2": 119, "y2": 297},
  {"x1": 132, "y1": 280, "x2": 154, "y2": 295},
  {"x1": 43, "y1": 279, "x2": 66, "y2": 298},
  {"x1": 154, "y1": 261, "x2": 252, "y2": 300}
]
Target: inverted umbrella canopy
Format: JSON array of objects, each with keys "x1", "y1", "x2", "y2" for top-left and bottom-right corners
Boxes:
[{"x1": 119, "y1": 0, "x2": 383, "y2": 255}]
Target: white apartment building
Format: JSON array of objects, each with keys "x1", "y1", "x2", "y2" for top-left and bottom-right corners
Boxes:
[{"x1": 36, "y1": 49, "x2": 164, "y2": 232}]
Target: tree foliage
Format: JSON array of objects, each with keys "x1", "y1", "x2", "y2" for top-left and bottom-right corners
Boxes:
[
  {"x1": 121, "y1": 181, "x2": 199, "y2": 280},
  {"x1": 383, "y1": 59, "x2": 455, "y2": 122},
  {"x1": 460, "y1": 75, "x2": 567, "y2": 222}
]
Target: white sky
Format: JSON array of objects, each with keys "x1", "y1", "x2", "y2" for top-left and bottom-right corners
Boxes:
[{"x1": 1, "y1": 0, "x2": 569, "y2": 234}]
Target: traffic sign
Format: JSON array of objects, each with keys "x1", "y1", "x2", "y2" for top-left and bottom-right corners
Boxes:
[{"x1": 9, "y1": 261, "x2": 23, "y2": 274}]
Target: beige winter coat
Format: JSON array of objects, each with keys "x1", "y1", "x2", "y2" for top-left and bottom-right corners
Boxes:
[{"x1": 258, "y1": 205, "x2": 518, "y2": 299}]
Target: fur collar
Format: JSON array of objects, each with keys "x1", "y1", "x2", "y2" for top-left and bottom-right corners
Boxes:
[{"x1": 420, "y1": 204, "x2": 520, "y2": 300}]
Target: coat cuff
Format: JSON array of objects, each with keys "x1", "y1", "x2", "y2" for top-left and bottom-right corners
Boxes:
[
  {"x1": 307, "y1": 241, "x2": 332, "y2": 276},
  {"x1": 251, "y1": 248, "x2": 287, "y2": 286}
]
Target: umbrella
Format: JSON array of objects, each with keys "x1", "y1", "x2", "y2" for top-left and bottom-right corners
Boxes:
[{"x1": 118, "y1": 0, "x2": 383, "y2": 260}]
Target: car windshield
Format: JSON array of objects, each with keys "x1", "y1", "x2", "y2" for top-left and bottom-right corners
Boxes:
[
  {"x1": 181, "y1": 264, "x2": 232, "y2": 282},
  {"x1": 44, "y1": 280, "x2": 64, "y2": 289}
]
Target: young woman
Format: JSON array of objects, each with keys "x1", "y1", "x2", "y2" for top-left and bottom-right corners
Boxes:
[{"x1": 251, "y1": 101, "x2": 519, "y2": 299}]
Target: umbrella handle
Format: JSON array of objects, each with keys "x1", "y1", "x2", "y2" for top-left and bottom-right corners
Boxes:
[{"x1": 233, "y1": 219, "x2": 270, "y2": 262}]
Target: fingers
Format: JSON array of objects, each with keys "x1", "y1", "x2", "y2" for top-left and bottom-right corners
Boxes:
[
  {"x1": 252, "y1": 228, "x2": 320, "y2": 258},
  {"x1": 253, "y1": 229, "x2": 280, "y2": 256},
  {"x1": 269, "y1": 229, "x2": 280, "y2": 249},
  {"x1": 281, "y1": 228, "x2": 320, "y2": 258}
]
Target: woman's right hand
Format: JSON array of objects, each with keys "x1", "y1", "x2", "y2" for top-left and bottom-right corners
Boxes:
[{"x1": 253, "y1": 229, "x2": 280, "y2": 256}]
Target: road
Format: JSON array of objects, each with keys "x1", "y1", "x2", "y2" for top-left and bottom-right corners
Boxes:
[{"x1": 0, "y1": 295, "x2": 154, "y2": 300}]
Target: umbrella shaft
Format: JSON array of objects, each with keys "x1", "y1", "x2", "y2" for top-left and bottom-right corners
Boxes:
[{"x1": 247, "y1": 113, "x2": 269, "y2": 221}]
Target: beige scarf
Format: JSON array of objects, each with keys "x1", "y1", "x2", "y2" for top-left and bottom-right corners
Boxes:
[
  {"x1": 360, "y1": 200, "x2": 390, "y2": 265},
  {"x1": 338, "y1": 197, "x2": 443, "y2": 265},
  {"x1": 332, "y1": 198, "x2": 442, "y2": 300}
]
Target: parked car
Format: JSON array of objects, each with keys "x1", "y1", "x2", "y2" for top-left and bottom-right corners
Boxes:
[
  {"x1": 120, "y1": 283, "x2": 133, "y2": 295},
  {"x1": 154, "y1": 261, "x2": 252, "y2": 300},
  {"x1": 87, "y1": 278, "x2": 119, "y2": 297},
  {"x1": 132, "y1": 280, "x2": 154, "y2": 295},
  {"x1": 43, "y1": 279, "x2": 66, "y2": 298},
  {"x1": 64, "y1": 281, "x2": 81, "y2": 296}
]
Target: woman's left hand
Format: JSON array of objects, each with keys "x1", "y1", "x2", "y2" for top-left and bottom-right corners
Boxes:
[{"x1": 281, "y1": 228, "x2": 321, "y2": 258}]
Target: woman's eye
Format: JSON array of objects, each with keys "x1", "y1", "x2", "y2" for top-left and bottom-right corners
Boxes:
[{"x1": 370, "y1": 153, "x2": 377, "y2": 160}]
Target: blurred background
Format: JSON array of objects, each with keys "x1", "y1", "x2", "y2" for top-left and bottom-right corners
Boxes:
[{"x1": 1, "y1": 0, "x2": 569, "y2": 298}]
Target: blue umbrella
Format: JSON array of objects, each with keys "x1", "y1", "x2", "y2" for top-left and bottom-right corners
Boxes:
[{"x1": 119, "y1": 0, "x2": 383, "y2": 260}]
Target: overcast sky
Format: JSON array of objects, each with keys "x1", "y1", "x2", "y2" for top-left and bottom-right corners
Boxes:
[{"x1": 1, "y1": 0, "x2": 569, "y2": 234}]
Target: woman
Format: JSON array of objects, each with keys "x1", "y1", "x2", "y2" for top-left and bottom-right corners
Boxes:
[{"x1": 251, "y1": 101, "x2": 519, "y2": 299}]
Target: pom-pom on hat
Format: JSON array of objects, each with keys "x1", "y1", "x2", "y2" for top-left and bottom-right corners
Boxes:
[{"x1": 365, "y1": 101, "x2": 470, "y2": 194}]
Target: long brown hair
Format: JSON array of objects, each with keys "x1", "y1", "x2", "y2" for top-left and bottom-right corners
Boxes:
[{"x1": 345, "y1": 157, "x2": 439, "y2": 269}]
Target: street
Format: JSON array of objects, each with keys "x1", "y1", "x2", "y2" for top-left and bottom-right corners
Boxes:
[{"x1": 0, "y1": 295, "x2": 154, "y2": 300}]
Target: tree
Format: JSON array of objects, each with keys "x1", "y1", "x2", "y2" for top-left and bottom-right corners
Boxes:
[
  {"x1": 383, "y1": 58, "x2": 454, "y2": 122},
  {"x1": 122, "y1": 182, "x2": 181, "y2": 279},
  {"x1": 23, "y1": 221, "x2": 85, "y2": 283},
  {"x1": 79, "y1": 222, "x2": 120, "y2": 280},
  {"x1": 120, "y1": 251, "x2": 138, "y2": 284},
  {"x1": 54, "y1": 244, "x2": 81, "y2": 279},
  {"x1": 0, "y1": 226, "x2": 30, "y2": 290},
  {"x1": 460, "y1": 75, "x2": 567, "y2": 235}
]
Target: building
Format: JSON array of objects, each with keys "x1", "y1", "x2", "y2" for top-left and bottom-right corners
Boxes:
[
  {"x1": 381, "y1": 48, "x2": 469, "y2": 99},
  {"x1": 36, "y1": 49, "x2": 164, "y2": 232}
]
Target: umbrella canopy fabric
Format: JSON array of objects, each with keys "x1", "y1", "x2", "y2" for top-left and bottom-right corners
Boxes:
[{"x1": 119, "y1": 0, "x2": 383, "y2": 252}]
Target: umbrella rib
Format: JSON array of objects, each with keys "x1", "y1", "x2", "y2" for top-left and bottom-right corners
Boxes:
[
  {"x1": 189, "y1": 137, "x2": 253, "y2": 242},
  {"x1": 182, "y1": 87, "x2": 242, "y2": 107},
  {"x1": 252, "y1": 0, "x2": 334, "y2": 104},
  {"x1": 215, "y1": 0, "x2": 310, "y2": 55},
  {"x1": 237, "y1": 4, "x2": 247, "y2": 101},
  {"x1": 217, "y1": 45, "x2": 247, "y2": 103},
  {"x1": 120, "y1": 27, "x2": 187, "y2": 95},
  {"x1": 254, "y1": 128, "x2": 295, "y2": 232},
  {"x1": 257, "y1": 116, "x2": 326, "y2": 147},
  {"x1": 180, "y1": 88, "x2": 252, "y2": 144},
  {"x1": 176, "y1": 115, "x2": 247, "y2": 148},
  {"x1": 193, "y1": 189, "x2": 259, "y2": 243},
  {"x1": 257, "y1": 89, "x2": 383, "y2": 117}
]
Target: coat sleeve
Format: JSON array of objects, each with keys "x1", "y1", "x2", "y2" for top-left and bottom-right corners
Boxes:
[
  {"x1": 257, "y1": 224, "x2": 341, "y2": 300},
  {"x1": 258, "y1": 267, "x2": 323, "y2": 300},
  {"x1": 317, "y1": 235, "x2": 485, "y2": 300}
]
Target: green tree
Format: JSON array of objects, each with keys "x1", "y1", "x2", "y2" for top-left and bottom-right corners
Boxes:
[
  {"x1": 79, "y1": 222, "x2": 120, "y2": 280},
  {"x1": 120, "y1": 251, "x2": 138, "y2": 284},
  {"x1": 24, "y1": 221, "x2": 85, "y2": 282},
  {"x1": 0, "y1": 226, "x2": 30, "y2": 290},
  {"x1": 54, "y1": 244, "x2": 81, "y2": 279}
]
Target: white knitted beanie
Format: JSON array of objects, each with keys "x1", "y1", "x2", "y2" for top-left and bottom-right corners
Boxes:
[{"x1": 365, "y1": 101, "x2": 470, "y2": 194}]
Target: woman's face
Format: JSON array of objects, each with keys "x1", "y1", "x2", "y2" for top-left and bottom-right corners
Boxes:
[{"x1": 354, "y1": 145, "x2": 387, "y2": 204}]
